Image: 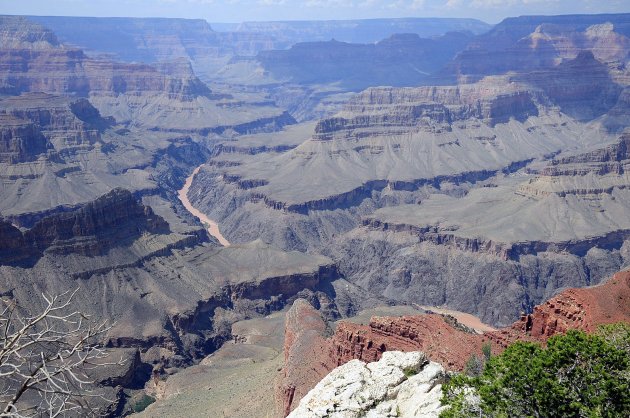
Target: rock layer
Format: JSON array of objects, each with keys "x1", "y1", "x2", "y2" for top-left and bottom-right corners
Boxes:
[{"x1": 0, "y1": 188, "x2": 171, "y2": 263}]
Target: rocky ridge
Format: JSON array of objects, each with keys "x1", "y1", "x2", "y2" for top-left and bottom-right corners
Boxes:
[
  {"x1": 235, "y1": 18, "x2": 491, "y2": 46},
  {"x1": 450, "y1": 14, "x2": 630, "y2": 82},
  {"x1": 0, "y1": 16, "x2": 290, "y2": 134},
  {"x1": 280, "y1": 270, "x2": 630, "y2": 415}
]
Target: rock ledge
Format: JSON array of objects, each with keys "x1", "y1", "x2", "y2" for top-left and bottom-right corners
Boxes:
[{"x1": 288, "y1": 351, "x2": 445, "y2": 418}]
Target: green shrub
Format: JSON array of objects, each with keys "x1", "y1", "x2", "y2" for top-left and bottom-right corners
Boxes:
[
  {"x1": 403, "y1": 366, "x2": 418, "y2": 378},
  {"x1": 132, "y1": 394, "x2": 156, "y2": 413},
  {"x1": 441, "y1": 326, "x2": 630, "y2": 417}
]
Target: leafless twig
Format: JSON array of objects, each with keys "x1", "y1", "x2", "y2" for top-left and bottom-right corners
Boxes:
[{"x1": 0, "y1": 290, "x2": 122, "y2": 417}]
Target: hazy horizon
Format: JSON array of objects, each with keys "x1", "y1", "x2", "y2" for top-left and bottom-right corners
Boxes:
[{"x1": 1, "y1": 0, "x2": 628, "y2": 25}]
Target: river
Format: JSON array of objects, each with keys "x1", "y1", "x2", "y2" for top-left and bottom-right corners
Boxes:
[{"x1": 178, "y1": 165, "x2": 231, "y2": 246}]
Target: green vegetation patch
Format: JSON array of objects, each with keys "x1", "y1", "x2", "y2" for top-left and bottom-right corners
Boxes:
[{"x1": 440, "y1": 325, "x2": 630, "y2": 417}]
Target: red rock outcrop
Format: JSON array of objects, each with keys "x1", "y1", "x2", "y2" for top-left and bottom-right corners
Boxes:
[
  {"x1": 488, "y1": 270, "x2": 630, "y2": 347},
  {"x1": 277, "y1": 299, "x2": 332, "y2": 416},
  {"x1": 329, "y1": 315, "x2": 499, "y2": 371},
  {"x1": 279, "y1": 270, "x2": 630, "y2": 416}
]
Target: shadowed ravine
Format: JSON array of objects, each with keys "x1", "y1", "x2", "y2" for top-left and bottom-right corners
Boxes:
[{"x1": 178, "y1": 165, "x2": 231, "y2": 246}]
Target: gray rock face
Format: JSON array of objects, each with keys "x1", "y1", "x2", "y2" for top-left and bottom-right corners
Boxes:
[
  {"x1": 288, "y1": 351, "x2": 445, "y2": 418},
  {"x1": 0, "y1": 114, "x2": 48, "y2": 163},
  {"x1": 0, "y1": 15, "x2": 60, "y2": 49}
]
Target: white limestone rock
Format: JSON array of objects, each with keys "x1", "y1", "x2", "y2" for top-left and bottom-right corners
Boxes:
[{"x1": 287, "y1": 351, "x2": 446, "y2": 418}]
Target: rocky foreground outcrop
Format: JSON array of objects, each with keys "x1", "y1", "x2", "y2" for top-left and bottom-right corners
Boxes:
[
  {"x1": 280, "y1": 270, "x2": 630, "y2": 415},
  {"x1": 279, "y1": 299, "x2": 332, "y2": 417},
  {"x1": 287, "y1": 351, "x2": 446, "y2": 418}
]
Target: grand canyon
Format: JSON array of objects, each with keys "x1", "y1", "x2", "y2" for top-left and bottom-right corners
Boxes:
[{"x1": 0, "y1": 5, "x2": 629, "y2": 417}]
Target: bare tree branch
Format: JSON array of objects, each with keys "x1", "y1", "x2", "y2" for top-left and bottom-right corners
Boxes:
[{"x1": 0, "y1": 290, "x2": 123, "y2": 417}]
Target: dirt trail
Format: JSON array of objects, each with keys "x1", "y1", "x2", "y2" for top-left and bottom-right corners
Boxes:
[
  {"x1": 178, "y1": 165, "x2": 231, "y2": 246},
  {"x1": 419, "y1": 305, "x2": 497, "y2": 333}
]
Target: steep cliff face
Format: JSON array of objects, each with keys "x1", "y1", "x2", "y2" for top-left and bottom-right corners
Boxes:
[
  {"x1": 25, "y1": 188, "x2": 169, "y2": 256},
  {"x1": 0, "y1": 48, "x2": 211, "y2": 99},
  {"x1": 0, "y1": 114, "x2": 48, "y2": 163},
  {"x1": 314, "y1": 80, "x2": 539, "y2": 140},
  {"x1": 0, "y1": 15, "x2": 60, "y2": 49},
  {"x1": 0, "y1": 188, "x2": 170, "y2": 261},
  {"x1": 0, "y1": 93, "x2": 112, "y2": 154},
  {"x1": 28, "y1": 17, "x2": 221, "y2": 63},
  {"x1": 517, "y1": 51, "x2": 623, "y2": 120},
  {"x1": 278, "y1": 299, "x2": 332, "y2": 416},
  {"x1": 0, "y1": 220, "x2": 32, "y2": 263},
  {"x1": 29, "y1": 16, "x2": 278, "y2": 62},
  {"x1": 329, "y1": 315, "x2": 498, "y2": 371},
  {"x1": 0, "y1": 16, "x2": 212, "y2": 99},
  {"x1": 494, "y1": 270, "x2": 630, "y2": 344},
  {"x1": 450, "y1": 14, "x2": 630, "y2": 81}
]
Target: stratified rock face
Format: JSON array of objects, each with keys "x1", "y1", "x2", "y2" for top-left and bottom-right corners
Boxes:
[
  {"x1": 0, "y1": 188, "x2": 169, "y2": 261},
  {"x1": 28, "y1": 16, "x2": 277, "y2": 61},
  {"x1": 329, "y1": 315, "x2": 496, "y2": 371},
  {"x1": 0, "y1": 93, "x2": 111, "y2": 153},
  {"x1": 517, "y1": 51, "x2": 623, "y2": 120},
  {"x1": 0, "y1": 15, "x2": 60, "y2": 49},
  {"x1": 0, "y1": 16, "x2": 212, "y2": 99},
  {"x1": 25, "y1": 188, "x2": 169, "y2": 255},
  {"x1": 314, "y1": 80, "x2": 539, "y2": 140},
  {"x1": 540, "y1": 132, "x2": 630, "y2": 176},
  {"x1": 0, "y1": 48, "x2": 210, "y2": 98},
  {"x1": 493, "y1": 270, "x2": 630, "y2": 344},
  {"x1": 28, "y1": 16, "x2": 220, "y2": 63},
  {"x1": 287, "y1": 351, "x2": 446, "y2": 418},
  {"x1": 279, "y1": 270, "x2": 630, "y2": 414},
  {"x1": 0, "y1": 114, "x2": 48, "y2": 163},
  {"x1": 450, "y1": 14, "x2": 630, "y2": 81}
]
